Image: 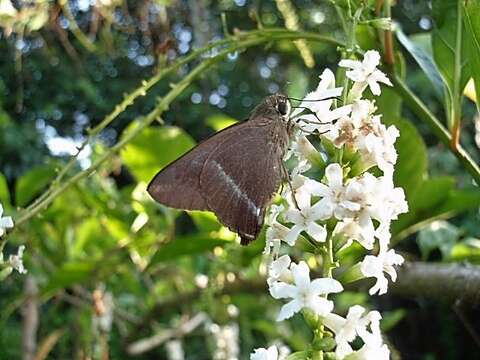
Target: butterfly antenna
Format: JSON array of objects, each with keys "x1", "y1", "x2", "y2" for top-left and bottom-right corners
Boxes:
[{"x1": 288, "y1": 96, "x2": 343, "y2": 103}]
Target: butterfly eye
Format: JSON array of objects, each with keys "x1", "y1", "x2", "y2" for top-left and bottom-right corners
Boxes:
[{"x1": 277, "y1": 101, "x2": 288, "y2": 115}]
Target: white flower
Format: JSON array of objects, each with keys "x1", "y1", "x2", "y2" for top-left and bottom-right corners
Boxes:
[
  {"x1": 302, "y1": 163, "x2": 359, "y2": 220},
  {"x1": 287, "y1": 133, "x2": 317, "y2": 168},
  {"x1": 166, "y1": 340, "x2": 185, "y2": 360},
  {"x1": 333, "y1": 219, "x2": 375, "y2": 250},
  {"x1": 195, "y1": 274, "x2": 209, "y2": 288},
  {"x1": 336, "y1": 173, "x2": 407, "y2": 250},
  {"x1": 267, "y1": 255, "x2": 292, "y2": 286},
  {"x1": 324, "y1": 100, "x2": 399, "y2": 174},
  {"x1": 339, "y1": 50, "x2": 392, "y2": 98},
  {"x1": 250, "y1": 345, "x2": 279, "y2": 360},
  {"x1": 360, "y1": 249, "x2": 404, "y2": 295},
  {"x1": 291, "y1": 69, "x2": 352, "y2": 134},
  {"x1": 0, "y1": 203, "x2": 14, "y2": 237},
  {"x1": 264, "y1": 204, "x2": 290, "y2": 255},
  {"x1": 0, "y1": 0, "x2": 17, "y2": 17},
  {"x1": 283, "y1": 189, "x2": 327, "y2": 245},
  {"x1": 8, "y1": 245, "x2": 27, "y2": 274},
  {"x1": 345, "y1": 343, "x2": 390, "y2": 360},
  {"x1": 209, "y1": 323, "x2": 239, "y2": 360},
  {"x1": 323, "y1": 305, "x2": 383, "y2": 359},
  {"x1": 270, "y1": 261, "x2": 343, "y2": 321},
  {"x1": 367, "y1": 174, "x2": 408, "y2": 226}
]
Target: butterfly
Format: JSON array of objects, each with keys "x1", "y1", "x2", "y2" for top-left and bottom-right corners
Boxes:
[{"x1": 147, "y1": 94, "x2": 293, "y2": 245}]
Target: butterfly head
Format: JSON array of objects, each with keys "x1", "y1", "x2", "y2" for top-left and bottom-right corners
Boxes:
[{"x1": 251, "y1": 93, "x2": 291, "y2": 122}]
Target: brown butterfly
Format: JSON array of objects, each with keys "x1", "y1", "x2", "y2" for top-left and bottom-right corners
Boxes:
[{"x1": 147, "y1": 94, "x2": 293, "y2": 245}]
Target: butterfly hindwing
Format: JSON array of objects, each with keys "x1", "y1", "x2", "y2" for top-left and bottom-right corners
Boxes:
[{"x1": 200, "y1": 121, "x2": 288, "y2": 244}]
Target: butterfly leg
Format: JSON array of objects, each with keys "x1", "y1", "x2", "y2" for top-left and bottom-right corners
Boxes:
[{"x1": 281, "y1": 161, "x2": 300, "y2": 211}]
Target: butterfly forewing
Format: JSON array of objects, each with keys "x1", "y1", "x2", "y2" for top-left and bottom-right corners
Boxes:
[{"x1": 147, "y1": 123, "x2": 245, "y2": 210}]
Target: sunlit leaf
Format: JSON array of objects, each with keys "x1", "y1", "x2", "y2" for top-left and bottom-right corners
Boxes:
[
  {"x1": 206, "y1": 114, "x2": 237, "y2": 131},
  {"x1": 121, "y1": 125, "x2": 195, "y2": 182},
  {"x1": 148, "y1": 233, "x2": 231, "y2": 267}
]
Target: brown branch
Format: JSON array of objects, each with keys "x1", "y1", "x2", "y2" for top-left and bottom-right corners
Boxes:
[
  {"x1": 126, "y1": 312, "x2": 207, "y2": 355},
  {"x1": 22, "y1": 276, "x2": 39, "y2": 360},
  {"x1": 125, "y1": 261, "x2": 480, "y2": 343},
  {"x1": 390, "y1": 262, "x2": 480, "y2": 305},
  {"x1": 124, "y1": 278, "x2": 265, "y2": 344}
]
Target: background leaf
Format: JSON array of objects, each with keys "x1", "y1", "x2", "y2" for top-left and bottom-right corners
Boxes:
[
  {"x1": 463, "y1": 0, "x2": 480, "y2": 112},
  {"x1": 148, "y1": 234, "x2": 231, "y2": 267},
  {"x1": 15, "y1": 165, "x2": 57, "y2": 207},
  {"x1": 121, "y1": 125, "x2": 195, "y2": 182},
  {"x1": 383, "y1": 118, "x2": 428, "y2": 201},
  {"x1": 396, "y1": 28, "x2": 445, "y2": 99}
]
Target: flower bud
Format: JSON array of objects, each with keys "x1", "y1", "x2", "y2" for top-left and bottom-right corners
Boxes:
[
  {"x1": 312, "y1": 337, "x2": 336, "y2": 351},
  {"x1": 369, "y1": 18, "x2": 392, "y2": 31}
]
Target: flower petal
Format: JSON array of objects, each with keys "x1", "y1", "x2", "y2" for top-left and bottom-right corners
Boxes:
[
  {"x1": 325, "y1": 163, "x2": 343, "y2": 188},
  {"x1": 277, "y1": 299, "x2": 302, "y2": 321},
  {"x1": 306, "y1": 296, "x2": 334, "y2": 316},
  {"x1": 310, "y1": 278, "x2": 343, "y2": 295},
  {"x1": 269, "y1": 282, "x2": 297, "y2": 299},
  {"x1": 306, "y1": 222, "x2": 327, "y2": 242},
  {"x1": 291, "y1": 261, "x2": 311, "y2": 290}
]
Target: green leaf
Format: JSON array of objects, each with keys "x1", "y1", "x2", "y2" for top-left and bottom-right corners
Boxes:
[
  {"x1": 380, "y1": 309, "x2": 407, "y2": 332},
  {"x1": 432, "y1": 0, "x2": 470, "y2": 129},
  {"x1": 417, "y1": 220, "x2": 460, "y2": 260},
  {"x1": 383, "y1": 118, "x2": 428, "y2": 200},
  {"x1": 15, "y1": 165, "x2": 57, "y2": 207},
  {"x1": 375, "y1": 87, "x2": 402, "y2": 122},
  {"x1": 42, "y1": 262, "x2": 95, "y2": 296},
  {"x1": 286, "y1": 351, "x2": 309, "y2": 360},
  {"x1": 392, "y1": 177, "x2": 455, "y2": 236},
  {"x1": 188, "y1": 210, "x2": 222, "y2": 232},
  {"x1": 148, "y1": 233, "x2": 231, "y2": 267},
  {"x1": 450, "y1": 238, "x2": 480, "y2": 263},
  {"x1": 0, "y1": 172, "x2": 10, "y2": 209},
  {"x1": 121, "y1": 125, "x2": 195, "y2": 182},
  {"x1": 463, "y1": 0, "x2": 480, "y2": 112},
  {"x1": 393, "y1": 177, "x2": 480, "y2": 241},
  {"x1": 395, "y1": 28, "x2": 445, "y2": 99},
  {"x1": 206, "y1": 114, "x2": 237, "y2": 131}
]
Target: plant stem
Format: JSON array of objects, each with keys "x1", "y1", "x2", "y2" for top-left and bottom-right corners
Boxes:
[
  {"x1": 392, "y1": 74, "x2": 480, "y2": 185},
  {"x1": 58, "y1": 0, "x2": 96, "y2": 52},
  {"x1": 450, "y1": 0, "x2": 464, "y2": 150},
  {"x1": 382, "y1": 0, "x2": 394, "y2": 66}
]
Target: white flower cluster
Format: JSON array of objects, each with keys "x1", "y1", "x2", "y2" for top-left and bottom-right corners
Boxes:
[
  {"x1": 0, "y1": 202, "x2": 26, "y2": 278},
  {"x1": 208, "y1": 323, "x2": 240, "y2": 360},
  {"x1": 253, "y1": 50, "x2": 407, "y2": 359},
  {"x1": 250, "y1": 344, "x2": 290, "y2": 360}
]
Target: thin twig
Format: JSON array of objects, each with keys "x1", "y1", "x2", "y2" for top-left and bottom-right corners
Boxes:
[{"x1": 126, "y1": 313, "x2": 207, "y2": 355}]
